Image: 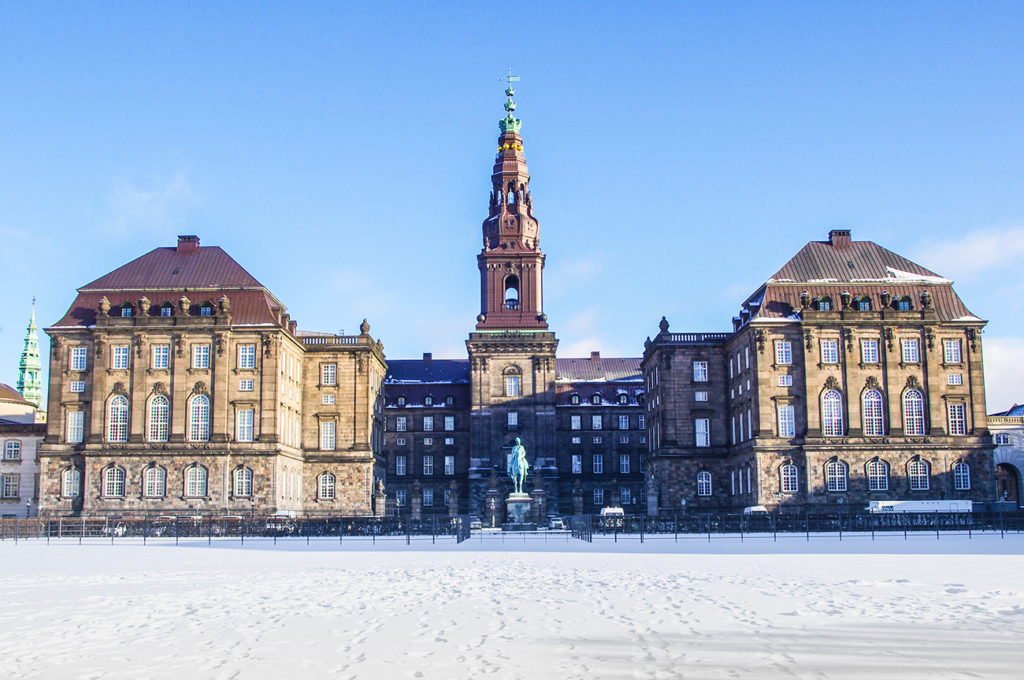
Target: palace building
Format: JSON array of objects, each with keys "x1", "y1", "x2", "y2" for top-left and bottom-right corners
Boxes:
[{"x1": 35, "y1": 88, "x2": 997, "y2": 518}]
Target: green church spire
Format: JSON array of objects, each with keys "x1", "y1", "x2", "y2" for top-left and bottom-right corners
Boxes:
[
  {"x1": 499, "y1": 69, "x2": 522, "y2": 134},
  {"x1": 17, "y1": 298, "x2": 42, "y2": 408}
]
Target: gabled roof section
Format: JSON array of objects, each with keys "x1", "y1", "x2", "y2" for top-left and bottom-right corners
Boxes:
[
  {"x1": 991, "y1": 404, "x2": 1024, "y2": 417},
  {"x1": 556, "y1": 355, "x2": 642, "y2": 382},
  {"x1": 385, "y1": 359, "x2": 471, "y2": 384},
  {"x1": 769, "y1": 233, "x2": 946, "y2": 285},
  {"x1": 81, "y1": 244, "x2": 264, "y2": 291}
]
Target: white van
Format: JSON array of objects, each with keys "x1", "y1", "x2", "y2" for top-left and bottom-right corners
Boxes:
[
  {"x1": 867, "y1": 500, "x2": 973, "y2": 513},
  {"x1": 742, "y1": 505, "x2": 769, "y2": 515}
]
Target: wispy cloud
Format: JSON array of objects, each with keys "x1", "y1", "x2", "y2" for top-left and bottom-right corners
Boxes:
[
  {"x1": 914, "y1": 223, "x2": 1024, "y2": 281},
  {"x1": 983, "y1": 336, "x2": 1024, "y2": 413},
  {"x1": 102, "y1": 173, "x2": 196, "y2": 237},
  {"x1": 545, "y1": 254, "x2": 605, "y2": 300}
]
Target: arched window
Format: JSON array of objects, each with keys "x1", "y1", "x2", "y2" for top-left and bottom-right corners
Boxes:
[
  {"x1": 189, "y1": 395, "x2": 210, "y2": 442},
  {"x1": 234, "y1": 467, "x2": 254, "y2": 497},
  {"x1": 318, "y1": 472, "x2": 336, "y2": 500},
  {"x1": 952, "y1": 461, "x2": 970, "y2": 491},
  {"x1": 424, "y1": 395, "x2": 433, "y2": 406},
  {"x1": 148, "y1": 395, "x2": 169, "y2": 442},
  {"x1": 504, "y1": 275, "x2": 520, "y2": 310},
  {"x1": 570, "y1": 394, "x2": 580, "y2": 405},
  {"x1": 821, "y1": 390, "x2": 844, "y2": 437},
  {"x1": 445, "y1": 395, "x2": 454, "y2": 407},
  {"x1": 143, "y1": 466, "x2": 166, "y2": 497},
  {"x1": 397, "y1": 396, "x2": 406, "y2": 407},
  {"x1": 103, "y1": 466, "x2": 126, "y2": 497},
  {"x1": 780, "y1": 464, "x2": 799, "y2": 493},
  {"x1": 903, "y1": 390, "x2": 925, "y2": 435},
  {"x1": 3, "y1": 440, "x2": 21, "y2": 461},
  {"x1": 184, "y1": 465, "x2": 208, "y2": 497},
  {"x1": 696, "y1": 471, "x2": 712, "y2": 496},
  {"x1": 617, "y1": 394, "x2": 629, "y2": 405},
  {"x1": 503, "y1": 367, "x2": 521, "y2": 397},
  {"x1": 862, "y1": 389, "x2": 885, "y2": 436},
  {"x1": 867, "y1": 459, "x2": 889, "y2": 491},
  {"x1": 107, "y1": 395, "x2": 129, "y2": 442},
  {"x1": 908, "y1": 459, "x2": 930, "y2": 490},
  {"x1": 591, "y1": 394, "x2": 602, "y2": 405},
  {"x1": 62, "y1": 468, "x2": 82, "y2": 497},
  {"x1": 825, "y1": 460, "x2": 848, "y2": 491},
  {"x1": 637, "y1": 394, "x2": 645, "y2": 406}
]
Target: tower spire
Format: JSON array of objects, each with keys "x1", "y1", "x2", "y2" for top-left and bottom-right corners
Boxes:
[{"x1": 17, "y1": 297, "x2": 43, "y2": 408}]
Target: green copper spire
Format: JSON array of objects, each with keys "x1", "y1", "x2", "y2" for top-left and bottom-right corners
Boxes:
[
  {"x1": 17, "y1": 298, "x2": 42, "y2": 408},
  {"x1": 499, "y1": 69, "x2": 522, "y2": 134}
]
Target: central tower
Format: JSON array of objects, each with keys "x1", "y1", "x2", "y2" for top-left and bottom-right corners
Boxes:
[{"x1": 466, "y1": 83, "x2": 558, "y2": 520}]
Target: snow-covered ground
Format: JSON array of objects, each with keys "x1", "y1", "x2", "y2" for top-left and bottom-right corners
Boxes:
[{"x1": 2, "y1": 533, "x2": 1023, "y2": 679}]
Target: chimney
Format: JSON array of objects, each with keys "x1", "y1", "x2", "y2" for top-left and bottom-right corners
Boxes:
[
  {"x1": 828, "y1": 229, "x2": 851, "y2": 248},
  {"x1": 423, "y1": 352, "x2": 433, "y2": 363},
  {"x1": 177, "y1": 235, "x2": 200, "y2": 254},
  {"x1": 288, "y1": 320, "x2": 297, "y2": 334},
  {"x1": 590, "y1": 351, "x2": 601, "y2": 361}
]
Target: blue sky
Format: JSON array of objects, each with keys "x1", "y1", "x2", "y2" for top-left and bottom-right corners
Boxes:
[{"x1": 1, "y1": 2, "x2": 1022, "y2": 410}]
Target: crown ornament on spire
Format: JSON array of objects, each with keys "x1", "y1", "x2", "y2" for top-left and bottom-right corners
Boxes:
[{"x1": 499, "y1": 68, "x2": 522, "y2": 134}]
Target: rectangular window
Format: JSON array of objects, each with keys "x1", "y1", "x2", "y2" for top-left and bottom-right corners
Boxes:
[
  {"x1": 947, "y1": 373, "x2": 963, "y2": 386},
  {"x1": 444, "y1": 437, "x2": 454, "y2": 446},
  {"x1": 594, "y1": 488, "x2": 604, "y2": 505},
  {"x1": 775, "y1": 341, "x2": 792, "y2": 365},
  {"x1": 506, "y1": 412, "x2": 517, "y2": 429},
  {"x1": 2, "y1": 474, "x2": 19, "y2": 499},
  {"x1": 423, "y1": 488, "x2": 433, "y2": 507},
  {"x1": 619, "y1": 454, "x2": 630, "y2": 474},
  {"x1": 739, "y1": 412, "x2": 744, "y2": 441},
  {"x1": 620, "y1": 487, "x2": 631, "y2": 506},
  {"x1": 778, "y1": 375, "x2": 793, "y2": 387},
  {"x1": 948, "y1": 403, "x2": 967, "y2": 435},
  {"x1": 943, "y1": 340, "x2": 962, "y2": 364},
  {"x1": 237, "y1": 409, "x2": 255, "y2": 442},
  {"x1": 571, "y1": 454, "x2": 582, "y2": 474},
  {"x1": 593, "y1": 435, "x2": 603, "y2": 444},
  {"x1": 778, "y1": 404, "x2": 795, "y2": 438},
  {"x1": 423, "y1": 437, "x2": 433, "y2": 446},
  {"x1": 238, "y1": 344, "x2": 256, "y2": 369},
  {"x1": 571, "y1": 436, "x2": 581, "y2": 444},
  {"x1": 396, "y1": 437, "x2": 406, "y2": 446},
  {"x1": 192, "y1": 344, "x2": 210, "y2": 369},
  {"x1": 160, "y1": 306, "x2": 172, "y2": 317},
  {"x1": 695, "y1": 418, "x2": 710, "y2": 447},
  {"x1": 592, "y1": 415, "x2": 603, "y2": 430},
  {"x1": 111, "y1": 345, "x2": 130, "y2": 370},
  {"x1": 322, "y1": 393, "x2": 335, "y2": 405},
  {"x1": 748, "y1": 408, "x2": 753, "y2": 439},
  {"x1": 444, "y1": 416, "x2": 455, "y2": 431},
  {"x1": 395, "y1": 455, "x2": 407, "y2": 476},
  {"x1": 901, "y1": 339, "x2": 920, "y2": 363},
  {"x1": 638, "y1": 415, "x2": 645, "y2": 429},
  {"x1": 570, "y1": 415, "x2": 581, "y2": 430},
  {"x1": 593, "y1": 454, "x2": 604, "y2": 474},
  {"x1": 66, "y1": 410, "x2": 85, "y2": 443},
  {"x1": 444, "y1": 455, "x2": 455, "y2": 475},
  {"x1": 321, "y1": 364, "x2": 337, "y2": 386},
  {"x1": 693, "y1": 361, "x2": 708, "y2": 382},
  {"x1": 320, "y1": 421, "x2": 336, "y2": 450},
  {"x1": 505, "y1": 375, "x2": 520, "y2": 396},
  {"x1": 396, "y1": 489, "x2": 407, "y2": 506},
  {"x1": 618, "y1": 415, "x2": 629, "y2": 430},
  {"x1": 820, "y1": 339, "x2": 839, "y2": 364},
  {"x1": 423, "y1": 416, "x2": 434, "y2": 432},
  {"x1": 152, "y1": 345, "x2": 170, "y2": 369},
  {"x1": 70, "y1": 346, "x2": 87, "y2": 371},
  {"x1": 70, "y1": 381, "x2": 85, "y2": 393},
  {"x1": 423, "y1": 455, "x2": 434, "y2": 475},
  {"x1": 694, "y1": 391, "x2": 709, "y2": 402},
  {"x1": 861, "y1": 340, "x2": 879, "y2": 364},
  {"x1": 239, "y1": 379, "x2": 254, "y2": 391},
  {"x1": 396, "y1": 416, "x2": 407, "y2": 432}
]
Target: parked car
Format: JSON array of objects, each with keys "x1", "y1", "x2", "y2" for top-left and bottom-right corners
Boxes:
[
  {"x1": 468, "y1": 516, "x2": 483, "y2": 530},
  {"x1": 547, "y1": 517, "x2": 565, "y2": 530}
]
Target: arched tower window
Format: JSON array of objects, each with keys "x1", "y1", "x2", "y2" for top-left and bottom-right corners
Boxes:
[{"x1": 504, "y1": 275, "x2": 520, "y2": 310}]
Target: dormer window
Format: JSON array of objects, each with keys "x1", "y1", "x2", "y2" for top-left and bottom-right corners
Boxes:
[
  {"x1": 617, "y1": 394, "x2": 629, "y2": 405},
  {"x1": 570, "y1": 394, "x2": 580, "y2": 405},
  {"x1": 591, "y1": 394, "x2": 602, "y2": 405},
  {"x1": 120, "y1": 304, "x2": 133, "y2": 317},
  {"x1": 816, "y1": 296, "x2": 832, "y2": 311},
  {"x1": 856, "y1": 297, "x2": 871, "y2": 311},
  {"x1": 397, "y1": 396, "x2": 406, "y2": 407},
  {"x1": 200, "y1": 302, "x2": 214, "y2": 317},
  {"x1": 424, "y1": 395, "x2": 433, "y2": 406},
  {"x1": 160, "y1": 304, "x2": 173, "y2": 317},
  {"x1": 896, "y1": 297, "x2": 912, "y2": 311},
  {"x1": 445, "y1": 395, "x2": 454, "y2": 406}
]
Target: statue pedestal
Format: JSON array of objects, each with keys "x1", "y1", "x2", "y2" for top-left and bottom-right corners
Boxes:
[{"x1": 504, "y1": 493, "x2": 535, "y2": 531}]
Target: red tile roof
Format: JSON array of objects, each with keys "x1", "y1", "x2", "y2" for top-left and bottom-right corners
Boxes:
[
  {"x1": 556, "y1": 357, "x2": 642, "y2": 382},
  {"x1": 0, "y1": 383, "x2": 32, "y2": 405},
  {"x1": 81, "y1": 246, "x2": 263, "y2": 290},
  {"x1": 769, "y1": 239, "x2": 942, "y2": 284}
]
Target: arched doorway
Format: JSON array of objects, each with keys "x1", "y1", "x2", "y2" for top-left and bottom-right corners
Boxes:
[{"x1": 995, "y1": 463, "x2": 1020, "y2": 506}]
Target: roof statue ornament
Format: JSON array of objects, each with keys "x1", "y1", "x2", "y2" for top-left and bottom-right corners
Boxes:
[{"x1": 499, "y1": 68, "x2": 522, "y2": 134}]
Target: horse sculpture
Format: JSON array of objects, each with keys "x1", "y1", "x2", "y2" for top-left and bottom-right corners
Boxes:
[{"x1": 507, "y1": 436, "x2": 529, "y2": 494}]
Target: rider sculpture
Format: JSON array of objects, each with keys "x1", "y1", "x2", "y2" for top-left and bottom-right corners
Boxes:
[{"x1": 507, "y1": 436, "x2": 530, "y2": 495}]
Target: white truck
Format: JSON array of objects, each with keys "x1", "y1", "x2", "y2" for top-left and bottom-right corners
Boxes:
[{"x1": 867, "y1": 500, "x2": 973, "y2": 513}]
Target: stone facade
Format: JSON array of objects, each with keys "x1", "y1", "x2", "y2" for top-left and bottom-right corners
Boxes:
[
  {"x1": 989, "y1": 405, "x2": 1024, "y2": 508},
  {"x1": 0, "y1": 384, "x2": 45, "y2": 517}
]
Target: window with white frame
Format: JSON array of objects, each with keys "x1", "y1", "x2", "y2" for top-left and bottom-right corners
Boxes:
[
  {"x1": 593, "y1": 435, "x2": 603, "y2": 444},
  {"x1": 396, "y1": 437, "x2": 406, "y2": 446},
  {"x1": 423, "y1": 455, "x2": 434, "y2": 475},
  {"x1": 591, "y1": 394, "x2": 602, "y2": 405},
  {"x1": 571, "y1": 436, "x2": 581, "y2": 445},
  {"x1": 200, "y1": 303, "x2": 213, "y2": 317},
  {"x1": 424, "y1": 415, "x2": 434, "y2": 432},
  {"x1": 3, "y1": 441, "x2": 20, "y2": 461},
  {"x1": 424, "y1": 396, "x2": 432, "y2": 406},
  {"x1": 953, "y1": 461, "x2": 970, "y2": 490},
  {"x1": 825, "y1": 460, "x2": 848, "y2": 491},
  {"x1": 570, "y1": 415, "x2": 581, "y2": 430},
  {"x1": 867, "y1": 459, "x2": 889, "y2": 491},
  {"x1": 857, "y1": 298, "x2": 871, "y2": 311},
  {"x1": 396, "y1": 416, "x2": 407, "y2": 432},
  {"x1": 618, "y1": 415, "x2": 629, "y2": 430},
  {"x1": 230, "y1": 467, "x2": 252, "y2": 497},
  {"x1": 778, "y1": 375, "x2": 793, "y2": 387},
  {"x1": 897, "y1": 298, "x2": 912, "y2": 311},
  {"x1": 107, "y1": 395, "x2": 129, "y2": 442},
  {"x1": 947, "y1": 402, "x2": 967, "y2": 435},
  {"x1": 148, "y1": 395, "x2": 169, "y2": 442},
  {"x1": 592, "y1": 415, "x2": 603, "y2": 430},
  {"x1": 192, "y1": 344, "x2": 210, "y2": 369},
  {"x1": 160, "y1": 305, "x2": 172, "y2": 317},
  {"x1": 901, "y1": 339, "x2": 920, "y2": 363},
  {"x1": 693, "y1": 361, "x2": 708, "y2": 382},
  {"x1": 445, "y1": 395, "x2": 454, "y2": 406},
  {"x1": 570, "y1": 394, "x2": 580, "y2": 405},
  {"x1": 185, "y1": 466, "x2": 207, "y2": 497},
  {"x1": 943, "y1": 340, "x2": 962, "y2": 364},
  {"x1": 571, "y1": 454, "x2": 582, "y2": 474},
  {"x1": 322, "y1": 394, "x2": 335, "y2": 405},
  {"x1": 947, "y1": 373, "x2": 963, "y2": 386},
  {"x1": 995, "y1": 433, "x2": 1011, "y2": 445},
  {"x1": 620, "y1": 487, "x2": 631, "y2": 505},
  {"x1": 111, "y1": 345, "x2": 130, "y2": 370},
  {"x1": 238, "y1": 344, "x2": 256, "y2": 369},
  {"x1": 103, "y1": 466, "x2": 126, "y2": 497},
  {"x1": 321, "y1": 364, "x2": 337, "y2": 386},
  {"x1": 593, "y1": 488, "x2": 604, "y2": 505},
  {"x1": 638, "y1": 415, "x2": 645, "y2": 429},
  {"x1": 1, "y1": 474, "x2": 19, "y2": 499},
  {"x1": 695, "y1": 418, "x2": 710, "y2": 447},
  {"x1": 444, "y1": 437, "x2": 454, "y2": 446},
  {"x1": 593, "y1": 454, "x2": 604, "y2": 474},
  {"x1": 395, "y1": 455, "x2": 407, "y2": 476},
  {"x1": 66, "y1": 410, "x2": 85, "y2": 443},
  {"x1": 689, "y1": 391, "x2": 707, "y2": 403},
  {"x1": 62, "y1": 468, "x2": 81, "y2": 497},
  {"x1": 320, "y1": 421, "x2": 336, "y2": 450},
  {"x1": 861, "y1": 340, "x2": 879, "y2": 364},
  {"x1": 820, "y1": 340, "x2": 839, "y2": 364},
  {"x1": 444, "y1": 488, "x2": 452, "y2": 505},
  {"x1": 696, "y1": 471, "x2": 712, "y2": 496},
  {"x1": 397, "y1": 396, "x2": 406, "y2": 407},
  {"x1": 237, "y1": 409, "x2": 255, "y2": 442},
  {"x1": 908, "y1": 459, "x2": 930, "y2": 490},
  {"x1": 775, "y1": 341, "x2": 792, "y2": 365},
  {"x1": 189, "y1": 395, "x2": 210, "y2": 442},
  {"x1": 144, "y1": 466, "x2": 166, "y2": 497},
  {"x1": 152, "y1": 344, "x2": 170, "y2": 369},
  {"x1": 619, "y1": 454, "x2": 630, "y2": 474},
  {"x1": 505, "y1": 375, "x2": 520, "y2": 397},
  {"x1": 70, "y1": 380, "x2": 85, "y2": 393},
  {"x1": 318, "y1": 473, "x2": 336, "y2": 499},
  {"x1": 240, "y1": 379, "x2": 254, "y2": 391},
  {"x1": 747, "y1": 408, "x2": 752, "y2": 439},
  {"x1": 821, "y1": 390, "x2": 843, "y2": 436},
  {"x1": 619, "y1": 435, "x2": 629, "y2": 444},
  {"x1": 862, "y1": 390, "x2": 885, "y2": 436},
  {"x1": 780, "y1": 464, "x2": 798, "y2": 493},
  {"x1": 902, "y1": 390, "x2": 925, "y2": 435},
  {"x1": 444, "y1": 416, "x2": 454, "y2": 431},
  {"x1": 70, "y1": 346, "x2": 87, "y2": 371},
  {"x1": 423, "y1": 437, "x2": 433, "y2": 446},
  {"x1": 777, "y1": 404, "x2": 795, "y2": 438},
  {"x1": 423, "y1": 488, "x2": 434, "y2": 506},
  {"x1": 444, "y1": 455, "x2": 455, "y2": 475}
]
